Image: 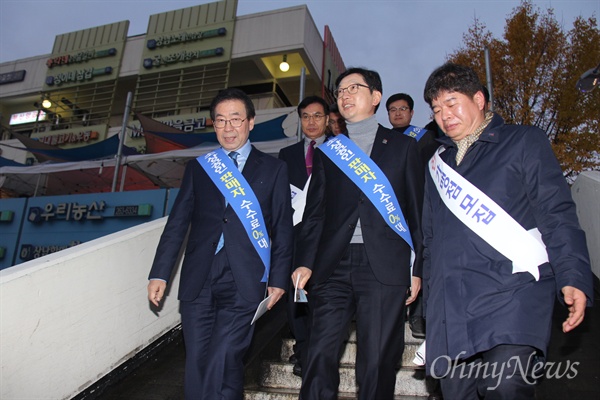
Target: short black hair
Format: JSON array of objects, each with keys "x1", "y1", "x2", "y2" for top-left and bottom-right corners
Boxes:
[
  {"x1": 335, "y1": 67, "x2": 383, "y2": 94},
  {"x1": 423, "y1": 63, "x2": 484, "y2": 106},
  {"x1": 481, "y1": 85, "x2": 490, "y2": 104},
  {"x1": 385, "y1": 93, "x2": 414, "y2": 111},
  {"x1": 335, "y1": 67, "x2": 382, "y2": 112},
  {"x1": 297, "y1": 95, "x2": 330, "y2": 117},
  {"x1": 210, "y1": 88, "x2": 256, "y2": 120}
]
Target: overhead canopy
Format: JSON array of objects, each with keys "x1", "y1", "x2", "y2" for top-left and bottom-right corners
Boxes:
[
  {"x1": 10, "y1": 131, "x2": 139, "y2": 162},
  {"x1": 136, "y1": 112, "x2": 294, "y2": 152},
  {"x1": 0, "y1": 108, "x2": 299, "y2": 197}
]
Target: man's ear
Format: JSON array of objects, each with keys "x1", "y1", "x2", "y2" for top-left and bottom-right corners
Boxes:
[
  {"x1": 372, "y1": 90, "x2": 382, "y2": 108},
  {"x1": 474, "y1": 91, "x2": 486, "y2": 111}
]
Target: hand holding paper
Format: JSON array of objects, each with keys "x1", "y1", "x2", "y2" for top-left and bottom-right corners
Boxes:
[
  {"x1": 251, "y1": 294, "x2": 274, "y2": 325},
  {"x1": 295, "y1": 274, "x2": 308, "y2": 303}
]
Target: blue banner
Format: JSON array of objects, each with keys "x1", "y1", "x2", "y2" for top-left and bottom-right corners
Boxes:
[
  {"x1": 13, "y1": 189, "x2": 167, "y2": 267},
  {"x1": 197, "y1": 149, "x2": 270, "y2": 282},
  {"x1": 403, "y1": 125, "x2": 427, "y2": 142},
  {"x1": 320, "y1": 135, "x2": 414, "y2": 250}
]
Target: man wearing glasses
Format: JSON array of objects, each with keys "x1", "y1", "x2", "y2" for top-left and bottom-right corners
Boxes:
[
  {"x1": 293, "y1": 68, "x2": 424, "y2": 399},
  {"x1": 386, "y1": 93, "x2": 439, "y2": 343},
  {"x1": 387, "y1": 93, "x2": 439, "y2": 163},
  {"x1": 147, "y1": 88, "x2": 293, "y2": 399},
  {"x1": 278, "y1": 95, "x2": 330, "y2": 377}
]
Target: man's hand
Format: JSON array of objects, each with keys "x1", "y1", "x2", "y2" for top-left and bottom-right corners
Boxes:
[
  {"x1": 561, "y1": 286, "x2": 587, "y2": 333},
  {"x1": 266, "y1": 287, "x2": 286, "y2": 309},
  {"x1": 291, "y1": 266, "x2": 312, "y2": 292},
  {"x1": 406, "y1": 276, "x2": 421, "y2": 305},
  {"x1": 148, "y1": 279, "x2": 167, "y2": 307}
]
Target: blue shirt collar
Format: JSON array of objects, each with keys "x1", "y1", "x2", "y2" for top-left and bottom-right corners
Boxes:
[{"x1": 226, "y1": 139, "x2": 252, "y2": 159}]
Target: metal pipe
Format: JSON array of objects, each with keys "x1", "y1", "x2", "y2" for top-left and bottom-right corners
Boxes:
[
  {"x1": 111, "y1": 92, "x2": 132, "y2": 192},
  {"x1": 297, "y1": 67, "x2": 306, "y2": 142},
  {"x1": 484, "y1": 47, "x2": 494, "y2": 112}
]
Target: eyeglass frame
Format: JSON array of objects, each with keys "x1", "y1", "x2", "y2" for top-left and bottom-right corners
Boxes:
[
  {"x1": 334, "y1": 83, "x2": 371, "y2": 99},
  {"x1": 213, "y1": 117, "x2": 248, "y2": 129},
  {"x1": 328, "y1": 118, "x2": 344, "y2": 126},
  {"x1": 301, "y1": 113, "x2": 326, "y2": 122},
  {"x1": 388, "y1": 106, "x2": 411, "y2": 113}
]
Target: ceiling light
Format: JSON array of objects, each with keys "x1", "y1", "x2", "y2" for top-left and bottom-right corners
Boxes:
[{"x1": 279, "y1": 55, "x2": 290, "y2": 72}]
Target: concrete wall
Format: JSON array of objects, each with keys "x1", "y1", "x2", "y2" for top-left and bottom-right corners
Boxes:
[
  {"x1": 233, "y1": 6, "x2": 323, "y2": 79},
  {"x1": 0, "y1": 55, "x2": 49, "y2": 99},
  {"x1": 572, "y1": 171, "x2": 600, "y2": 279},
  {"x1": 119, "y1": 35, "x2": 145, "y2": 77},
  {"x1": 0, "y1": 217, "x2": 181, "y2": 400}
]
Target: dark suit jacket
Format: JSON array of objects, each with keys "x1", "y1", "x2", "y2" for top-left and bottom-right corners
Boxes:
[
  {"x1": 295, "y1": 125, "x2": 424, "y2": 286},
  {"x1": 393, "y1": 125, "x2": 439, "y2": 167},
  {"x1": 149, "y1": 146, "x2": 294, "y2": 303},
  {"x1": 278, "y1": 140, "x2": 309, "y2": 190}
]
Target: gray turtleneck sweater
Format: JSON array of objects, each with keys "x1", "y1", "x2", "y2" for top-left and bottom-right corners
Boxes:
[{"x1": 346, "y1": 115, "x2": 379, "y2": 244}]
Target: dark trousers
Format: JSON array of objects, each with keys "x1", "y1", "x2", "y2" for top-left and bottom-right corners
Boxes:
[
  {"x1": 180, "y1": 249, "x2": 257, "y2": 400},
  {"x1": 439, "y1": 344, "x2": 540, "y2": 400},
  {"x1": 287, "y1": 276, "x2": 309, "y2": 364},
  {"x1": 300, "y1": 244, "x2": 408, "y2": 400},
  {"x1": 408, "y1": 291, "x2": 423, "y2": 318}
]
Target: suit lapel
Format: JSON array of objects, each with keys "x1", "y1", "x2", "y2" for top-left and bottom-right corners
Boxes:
[
  {"x1": 293, "y1": 141, "x2": 306, "y2": 172},
  {"x1": 370, "y1": 126, "x2": 392, "y2": 163},
  {"x1": 242, "y1": 146, "x2": 262, "y2": 182}
]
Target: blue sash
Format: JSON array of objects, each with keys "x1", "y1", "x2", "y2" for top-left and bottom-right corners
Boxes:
[
  {"x1": 403, "y1": 125, "x2": 427, "y2": 142},
  {"x1": 320, "y1": 135, "x2": 414, "y2": 250},
  {"x1": 197, "y1": 149, "x2": 270, "y2": 283}
]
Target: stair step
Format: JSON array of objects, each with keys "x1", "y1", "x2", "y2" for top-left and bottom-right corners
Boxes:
[
  {"x1": 345, "y1": 323, "x2": 425, "y2": 345},
  {"x1": 281, "y1": 338, "x2": 422, "y2": 367},
  {"x1": 259, "y1": 362, "x2": 429, "y2": 397},
  {"x1": 281, "y1": 322, "x2": 424, "y2": 368},
  {"x1": 244, "y1": 386, "x2": 427, "y2": 400}
]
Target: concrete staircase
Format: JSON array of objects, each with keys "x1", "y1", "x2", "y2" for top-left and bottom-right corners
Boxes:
[{"x1": 244, "y1": 323, "x2": 431, "y2": 399}]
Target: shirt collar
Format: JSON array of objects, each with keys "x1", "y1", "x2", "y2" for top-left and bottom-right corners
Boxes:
[
  {"x1": 226, "y1": 139, "x2": 252, "y2": 159},
  {"x1": 438, "y1": 112, "x2": 502, "y2": 148},
  {"x1": 304, "y1": 134, "x2": 326, "y2": 146}
]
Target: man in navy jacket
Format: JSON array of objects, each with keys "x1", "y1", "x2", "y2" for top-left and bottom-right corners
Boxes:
[
  {"x1": 422, "y1": 63, "x2": 593, "y2": 399},
  {"x1": 147, "y1": 88, "x2": 293, "y2": 399}
]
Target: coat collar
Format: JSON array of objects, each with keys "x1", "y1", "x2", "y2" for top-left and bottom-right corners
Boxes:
[{"x1": 437, "y1": 112, "x2": 505, "y2": 148}]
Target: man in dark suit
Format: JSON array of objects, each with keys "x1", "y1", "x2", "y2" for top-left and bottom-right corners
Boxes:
[
  {"x1": 385, "y1": 92, "x2": 438, "y2": 340},
  {"x1": 292, "y1": 68, "x2": 424, "y2": 399},
  {"x1": 278, "y1": 95, "x2": 330, "y2": 376},
  {"x1": 147, "y1": 88, "x2": 293, "y2": 400}
]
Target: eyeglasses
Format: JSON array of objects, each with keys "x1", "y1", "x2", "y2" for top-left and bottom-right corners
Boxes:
[
  {"x1": 388, "y1": 106, "x2": 410, "y2": 113},
  {"x1": 328, "y1": 119, "x2": 344, "y2": 126},
  {"x1": 301, "y1": 113, "x2": 325, "y2": 122},
  {"x1": 335, "y1": 83, "x2": 370, "y2": 98},
  {"x1": 213, "y1": 117, "x2": 247, "y2": 128}
]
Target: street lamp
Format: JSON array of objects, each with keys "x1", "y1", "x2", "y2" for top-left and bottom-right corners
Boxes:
[{"x1": 576, "y1": 62, "x2": 600, "y2": 93}]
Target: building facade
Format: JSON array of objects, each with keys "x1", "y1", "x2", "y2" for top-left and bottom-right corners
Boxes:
[{"x1": 0, "y1": 0, "x2": 345, "y2": 195}]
